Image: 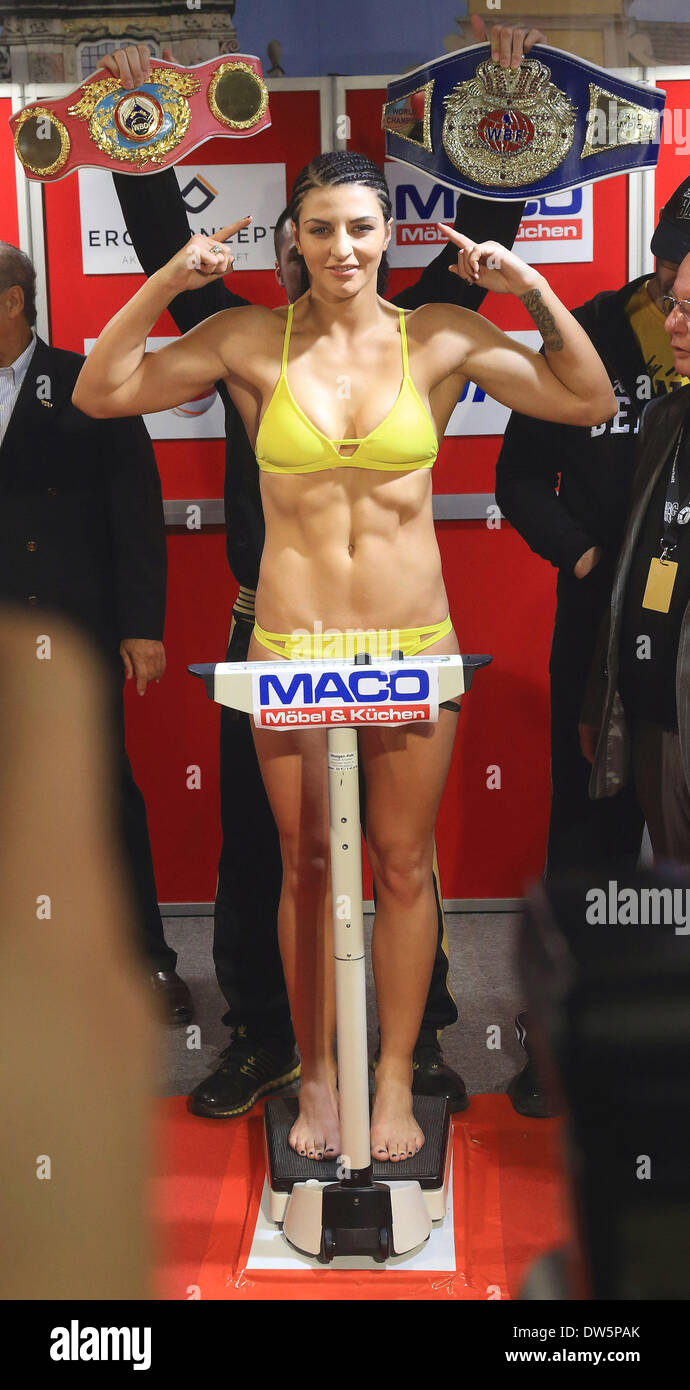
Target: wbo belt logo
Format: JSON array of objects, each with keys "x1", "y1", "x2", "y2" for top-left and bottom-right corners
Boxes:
[
  {"x1": 252, "y1": 665, "x2": 439, "y2": 729},
  {"x1": 114, "y1": 92, "x2": 164, "y2": 141}
]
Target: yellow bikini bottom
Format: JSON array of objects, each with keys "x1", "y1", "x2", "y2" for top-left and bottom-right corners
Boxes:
[{"x1": 252, "y1": 613, "x2": 453, "y2": 662}]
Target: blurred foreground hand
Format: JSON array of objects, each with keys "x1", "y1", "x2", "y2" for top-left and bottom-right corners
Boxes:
[{"x1": 0, "y1": 607, "x2": 155, "y2": 1300}]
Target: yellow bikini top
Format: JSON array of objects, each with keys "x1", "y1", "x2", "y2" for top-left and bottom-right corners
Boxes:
[{"x1": 255, "y1": 301, "x2": 439, "y2": 474}]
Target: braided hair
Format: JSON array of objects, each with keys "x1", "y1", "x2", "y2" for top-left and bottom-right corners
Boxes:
[{"x1": 287, "y1": 151, "x2": 392, "y2": 297}]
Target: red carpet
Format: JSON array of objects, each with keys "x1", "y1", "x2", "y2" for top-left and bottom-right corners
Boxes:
[{"x1": 152, "y1": 1094, "x2": 572, "y2": 1300}]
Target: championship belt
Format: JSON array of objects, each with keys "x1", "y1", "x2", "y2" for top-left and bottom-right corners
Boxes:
[
  {"x1": 11, "y1": 53, "x2": 270, "y2": 182},
  {"x1": 382, "y1": 43, "x2": 665, "y2": 200}
]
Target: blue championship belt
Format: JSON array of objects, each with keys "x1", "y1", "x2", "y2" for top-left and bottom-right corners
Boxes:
[{"x1": 382, "y1": 43, "x2": 665, "y2": 200}]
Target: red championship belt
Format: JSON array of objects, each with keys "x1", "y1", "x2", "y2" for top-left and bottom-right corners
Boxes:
[{"x1": 11, "y1": 53, "x2": 271, "y2": 182}]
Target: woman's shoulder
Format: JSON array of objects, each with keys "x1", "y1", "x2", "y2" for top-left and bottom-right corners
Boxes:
[
  {"x1": 397, "y1": 300, "x2": 479, "y2": 339},
  {"x1": 203, "y1": 301, "x2": 290, "y2": 348},
  {"x1": 216, "y1": 302, "x2": 289, "y2": 326}
]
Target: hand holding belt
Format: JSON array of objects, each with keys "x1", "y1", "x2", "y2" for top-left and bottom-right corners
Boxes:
[
  {"x1": 11, "y1": 53, "x2": 270, "y2": 182},
  {"x1": 382, "y1": 42, "x2": 665, "y2": 200}
]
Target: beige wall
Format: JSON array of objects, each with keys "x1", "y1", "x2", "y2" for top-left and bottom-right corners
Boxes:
[
  {"x1": 547, "y1": 29, "x2": 606, "y2": 64},
  {"x1": 466, "y1": 4, "x2": 627, "y2": 66}
]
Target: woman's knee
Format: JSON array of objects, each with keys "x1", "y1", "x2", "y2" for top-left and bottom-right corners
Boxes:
[
  {"x1": 367, "y1": 838, "x2": 433, "y2": 902},
  {"x1": 279, "y1": 832, "x2": 330, "y2": 889}
]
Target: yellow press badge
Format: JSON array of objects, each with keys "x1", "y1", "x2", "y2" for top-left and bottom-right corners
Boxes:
[{"x1": 642, "y1": 556, "x2": 678, "y2": 613}]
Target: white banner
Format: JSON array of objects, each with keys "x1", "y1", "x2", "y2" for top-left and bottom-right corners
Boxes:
[
  {"x1": 78, "y1": 163, "x2": 287, "y2": 275},
  {"x1": 384, "y1": 162, "x2": 594, "y2": 267}
]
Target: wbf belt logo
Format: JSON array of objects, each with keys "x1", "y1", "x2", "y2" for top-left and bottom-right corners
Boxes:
[{"x1": 252, "y1": 665, "x2": 439, "y2": 728}]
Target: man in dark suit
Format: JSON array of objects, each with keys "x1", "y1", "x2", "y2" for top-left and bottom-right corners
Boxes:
[
  {"x1": 0, "y1": 240, "x2": 192, "y2": 1024},
  {"x1": 103, "y1": 20, "x2": 543, "y2": 1119}
]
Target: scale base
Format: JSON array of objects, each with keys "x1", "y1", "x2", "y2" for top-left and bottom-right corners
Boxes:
[
  {"x1": 284, "y1": 1177, "x2": 431, "y2": 1261},
  {"x1": 265, "y1": 1094, "x2": 452, "y2": 1243}
]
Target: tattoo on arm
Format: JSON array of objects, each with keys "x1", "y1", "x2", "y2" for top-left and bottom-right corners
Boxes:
[{"x1": 519, "y1": 288, "x2": 564, "y2": 352}]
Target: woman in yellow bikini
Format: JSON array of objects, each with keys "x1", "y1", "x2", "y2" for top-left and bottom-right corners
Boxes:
[{"x1": 74, "y1": 152, "x2": 616, "y2": 1165}]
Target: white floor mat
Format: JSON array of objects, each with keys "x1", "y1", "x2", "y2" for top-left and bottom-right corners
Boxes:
[{"x1": 245, "y1": 1158, "x2": 456, "y2": 1272}]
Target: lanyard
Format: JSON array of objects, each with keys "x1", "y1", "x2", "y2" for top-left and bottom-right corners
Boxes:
[{"x1": 660, "y1": 422, "x2": 690, "y2": 561}]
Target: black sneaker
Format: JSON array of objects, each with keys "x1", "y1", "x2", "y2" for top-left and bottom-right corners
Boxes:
[
  {"x1": 188, "y1": 1026, "x2": 301, "y2": 1119},
  {"x1": 371, "y1": 1039, "x2": 470, "y2": 1113},
  {"x1": 507, "y1": 1011, "x2": 560, "y2": 1118},
  {"x1": 507, "y1": 1059, "x2": 560, "y2": 1119},
  {"x1": 412, "y1": 1039, "x2": 470, "y2": 1113}
]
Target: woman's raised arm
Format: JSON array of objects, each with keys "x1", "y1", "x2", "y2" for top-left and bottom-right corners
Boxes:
[
  {"x1": 430, "y1": 227, "x2": 618, "y2": 429},
  {"x1": 72, "y1": 218, "x2": 255, "y2": 419}
]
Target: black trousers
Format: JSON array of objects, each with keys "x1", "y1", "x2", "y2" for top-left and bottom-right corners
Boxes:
[
  {"x1": 515, "y1": 583, "x2": 645, "y2": 1062},
  {"x1": 631, "y1": 718, "x2": 690, "y2": 865},
  {"x1": 109, "y1": 664, "x2": 177, "y2": 973},
  {"x1": 546, "y1": 586, "x2": 644, "y2": 879},
  {"x1": 213, "y1": 611, "x2": 457, "y2": 1047}
]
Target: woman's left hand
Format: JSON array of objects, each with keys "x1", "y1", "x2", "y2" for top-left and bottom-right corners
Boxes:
[
  {"x1": 469, "y1": 14, "x2": 547, "y2": 67},
  {"x1": 436, "y1": 226, "x2": 540, "y2": 297}
]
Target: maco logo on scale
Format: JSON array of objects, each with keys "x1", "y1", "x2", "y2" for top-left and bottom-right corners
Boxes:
[{"x1": 252, "y1": 663, "x2": 439, "y2": 728}]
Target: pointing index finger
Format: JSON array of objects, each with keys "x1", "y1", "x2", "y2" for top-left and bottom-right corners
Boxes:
[
  {"x1": 215, "y1": 217, "x2": 253, "y2": 242},
  {"x1": 435, "y1": 224, "x2": 474, "y2": 250}
]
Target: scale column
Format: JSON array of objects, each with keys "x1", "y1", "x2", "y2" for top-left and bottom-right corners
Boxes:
[{"x1": 327, "y1": 725, "x2": 371, "y2": 1181}]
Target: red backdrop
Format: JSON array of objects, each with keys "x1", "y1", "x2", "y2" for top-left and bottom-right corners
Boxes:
[
  {"x1": 653, "y1": 78, "x2": 690, "y2": 219},
  {"x1": 1, "y1": 97, "x2": 20, "y2": 245}
]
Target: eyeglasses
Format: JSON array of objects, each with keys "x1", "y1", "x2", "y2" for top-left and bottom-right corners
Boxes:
[{"x1": 661, "y1": 293, "x2": 690, "y2": 322}]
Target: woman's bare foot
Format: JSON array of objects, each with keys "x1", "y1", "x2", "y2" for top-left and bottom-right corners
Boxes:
[
  {"x1": 370, "y1": 1067, "x2": 424, "y2": 1162},
  {"x1": 288, "y1": 1072, "x2": 340, "y2": 1161}
]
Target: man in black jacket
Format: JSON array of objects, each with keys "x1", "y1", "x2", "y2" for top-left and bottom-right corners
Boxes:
[
  {"x1": 0, "y1": 241, "x2": 192, "y2": 1025},
  {"x1": 104, "y1": 21, "x2": 542, "y2": 1120},
  {"x1": 583, "y1": 270, "x2": 690, "y2": 862},
  {"x1": 494, "y1": 178, "x2": 690, "y2": 1115}
]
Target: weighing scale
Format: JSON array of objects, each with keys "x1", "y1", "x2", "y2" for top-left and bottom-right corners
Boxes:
[{"x1": 190, "y1": 647, "x2": 491, "y2": 1262}]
